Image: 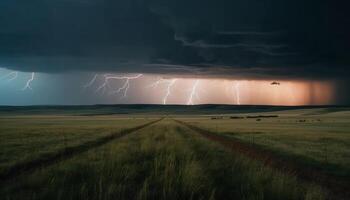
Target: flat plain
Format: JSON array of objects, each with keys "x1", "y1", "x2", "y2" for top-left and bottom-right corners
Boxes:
[{"x1": 0, "y1": 105, "x2": 349, "y2": 200}]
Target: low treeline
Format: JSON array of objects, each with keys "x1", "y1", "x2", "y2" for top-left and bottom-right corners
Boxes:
[
  {"x1": 246, "y1": 115, "x2": 279, "y2": 118},
  {"x1": 211, "y1": 115, "x2": 279, "y2": 120}
]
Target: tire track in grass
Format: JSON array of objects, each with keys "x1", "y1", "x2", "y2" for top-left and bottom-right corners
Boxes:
[
  {"x1": 174, "y1": 119, "x2": 349, "y2": 200},
  {"x1": 174, "y1": 123, "x2": 316, "y2": 200},
  {"x1": 0, "y1": 118, "x2": 163, "y2": 184},
  {"x1": 172, "y1": 125, "x2": 236, "y2": 200}
]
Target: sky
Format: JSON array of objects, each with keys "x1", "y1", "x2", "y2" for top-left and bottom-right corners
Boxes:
[{"x1": 0, "y1": 0, "x2": 349, "y2": 105}]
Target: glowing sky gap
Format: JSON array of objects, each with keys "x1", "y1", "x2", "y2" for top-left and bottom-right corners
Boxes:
[
  {"x1": 0, "y1": 69, "x2": 337, "y2": 105},
  {"x1": 22, "y1": 72, "x2": 35, "y2": 90},
  {"x1": 187, "y1": 80, "x2": 199, "y2": 105},
  {"x1": 83, "y1": 74, "x2": 98, "y2": 88}
]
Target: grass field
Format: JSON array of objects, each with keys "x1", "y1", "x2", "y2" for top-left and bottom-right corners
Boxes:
[
  {"x1": 0, "y1": 106, "x2": 349, "y2": 200},
  {"x1": 0, "y1": 116, "x2": 153, "y2": 177},
  {"x1": 182, "y1": 108, "x2": 350, "y2": 180}
]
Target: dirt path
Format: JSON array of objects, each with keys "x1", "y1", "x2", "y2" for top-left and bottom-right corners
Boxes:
[
  {"x1": 0, "y1": 118, "x2": 163, "y2": 184},
  {"x1": 174, "y1": 119, "x2": 349, "y2": 200}
]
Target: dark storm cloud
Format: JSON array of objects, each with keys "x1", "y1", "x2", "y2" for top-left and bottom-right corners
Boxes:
[{"x1": 0, "y1": 0, "x2": 349, "y2": 80}]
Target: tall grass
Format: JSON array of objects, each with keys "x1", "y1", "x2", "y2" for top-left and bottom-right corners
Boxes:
[
  {"x1": 0, "y1": 116, "x2": 151, "y2": 175},
  {"x1": 1, "y1": 120, "x2": 325, "y2": 200},
  {"x1": 182, "y1": 116, "x2": 350, "y2": 179}
]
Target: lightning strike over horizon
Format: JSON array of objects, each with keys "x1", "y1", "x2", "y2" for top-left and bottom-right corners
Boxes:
[
  {"x1": 146, "y1": 77, "x2": 178, "y2": 104},
  {"x1": 0, "y1": 71, "x2": 18, "y2": 82},
  {"x1": 83, "y1": 74, "x2": 98, "y2": 88},
  {"x1": 95, "y1": 74, "x2": 111, "y2": 94},
  {"x1": 22, "y1": 72, "x2": 35, "y2": 90},
  {"x1": 187, "y1": 80, "x2": 200, "y2": 105},
  {"x1": 233, "y1": 82, "x2": 241, "y2": 105},
  {"x1": 96, "y1": 74, "x2": 143, "y2": 97},
  {"x1": 163, "y1": 79, "x2": 177, "y2": 105},
  {"x1": 147, "y1": 77, "x2": 164, "y2": 89}
]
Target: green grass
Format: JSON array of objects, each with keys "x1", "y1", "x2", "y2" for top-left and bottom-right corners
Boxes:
[
  {"x1": 181, "y1": 109, "x2": 350, "y2": 179},
  {"x1": 0, "y1": 115, "x2": 152, "y2": 175},
  {"x1": 2, "y1": 107, "x2": 348, "y2": 199},
  {"x1": 1, "y1": 120, "x2": 324, "y2": 200}
]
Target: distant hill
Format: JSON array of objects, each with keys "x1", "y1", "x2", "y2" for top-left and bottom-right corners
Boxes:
[{"x1": 0, "y1": 104, "x2": 349, "y2": 116}]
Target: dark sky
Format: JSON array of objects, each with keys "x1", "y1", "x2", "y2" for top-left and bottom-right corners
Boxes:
[
  {"x1": 0, "y1": 0, "x2": 349, "y2": 79},
  {"x1": 0, "y1": 0, "x2": 349, "y2": 105}
]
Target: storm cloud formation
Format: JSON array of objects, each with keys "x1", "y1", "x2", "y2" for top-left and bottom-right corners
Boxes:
[{"x1": 0, "y1": 0, "x2": 349, "y2": 80}]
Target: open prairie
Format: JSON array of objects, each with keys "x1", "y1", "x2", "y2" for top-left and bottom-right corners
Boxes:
[
  {"x1": 2, "y1": 1, "x2": 349, "y2": 199},
  {"x1": 0, "y1": 105, "x2": 349, "y2": 200}
]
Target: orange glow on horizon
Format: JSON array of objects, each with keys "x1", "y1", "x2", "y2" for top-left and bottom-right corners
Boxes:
[{"x1": 141, "y1": 76, "x2": 335, "y2": 105}]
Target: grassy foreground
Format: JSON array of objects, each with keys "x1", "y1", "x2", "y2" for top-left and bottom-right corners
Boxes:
[
  {"x1": 0, "y1": 116, "x2": 152, "y2": 176},
  {"x1": 1, "y1": 120, "x2": 324, "y2": 200},
  {"x1": 181, "y1": 109, "x2": 350, "y2": 180}
]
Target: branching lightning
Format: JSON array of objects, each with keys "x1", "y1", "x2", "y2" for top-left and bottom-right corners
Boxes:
[
  {"x1": 95, "y1": 74, "x2": 110, "y2": 94},
  {"x1": 187, "y1": 80, "x2": 200, "y2": 105},
  {"x1": 147, "y1": 77, "x2": 164, "y2": 89},
  {"x1": 22, "y1": 72, "x2": 35, "y2": 90},
  {"x1": 1, "y1": 71, "x2": 37, "y2": 91},
  {"x1": 0, "y1": 71, "x2": 18, "y2": 82},
  {"x1": 83, "y1": 74, "x2": 98, "y2": 88},
  {"x1": 96, "y1": 74, "x2": 143, "y2": 98},
  {"x1": 163, "y1": 79, "x2": 177, "y2": 105},
  {"x1": 111, "y1": 74, "x2": 143, "y2": 98},
  {"x1": 147, "y1": 77, "x2": 178, "y2": 104}
]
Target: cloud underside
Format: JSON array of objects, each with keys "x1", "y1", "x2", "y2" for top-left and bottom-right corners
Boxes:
[{"x1": 0, "y1": 0, "x2": 349, "y2": 80}]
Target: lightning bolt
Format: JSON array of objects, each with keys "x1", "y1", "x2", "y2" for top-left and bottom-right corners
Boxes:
[
  {"x1": 111, "y1": 79, "x2": 130, "y2": 97},
  {"x1": 110, "y1": 74, "x2": 143, "y2": 98},
  {"x1": 0, "y1": 71, "x2": 18, "y2": 82},
  {"x1": 22, "y1": 72, "x2": 35, "y2": 90},
  {"x1": 96, "y1": 74, "x2": 143, "y2": 98},
  {"x1": 95, "y1": 74, "x2": 110, "y2": 94},
  {"x1": 187, "y1": 80, "x2": 199, "y2": 105},
  {"x1": 147, "y1": 77, "x2": 178, "y2": 104},
  {"x1": 147, "y1": 77, "x2": 164, "y2": 89},
  {"x1": 163, "y1": 79, "x2": 177, "y2": 105},
  {"x1": 83, "y1": 74, "x2": 98, "y2": 88},
  {"x1": 233, "y1": 81, "x2": 241, "y2": 105}
]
